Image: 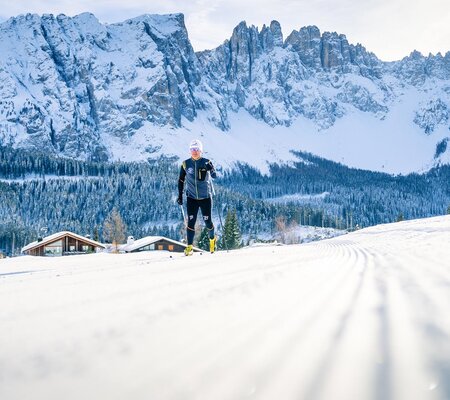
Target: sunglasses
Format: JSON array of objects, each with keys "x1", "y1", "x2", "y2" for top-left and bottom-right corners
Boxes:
[{"x1": 190, "y1": 147, "x2": 201, "y2": 152}]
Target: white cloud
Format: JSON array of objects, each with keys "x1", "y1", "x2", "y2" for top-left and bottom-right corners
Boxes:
[{"x1": 0, "y1": 0, "x2": 449, "y2": 60}]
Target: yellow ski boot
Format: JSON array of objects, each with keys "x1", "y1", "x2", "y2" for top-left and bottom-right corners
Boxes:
[
  {"x1": 184, "y1": 245, "x2": 193, "y2": 256},
  {"x1": 209, "y1": 237, "x2": 217, "y2": 254}
]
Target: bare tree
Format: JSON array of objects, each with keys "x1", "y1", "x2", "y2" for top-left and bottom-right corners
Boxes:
[
  {"x1": 103, "y1": 208, "x2": 127, "y2": 252},
  {"x1": 275, "y1": 215, "x2": 287, "y2": 244}
]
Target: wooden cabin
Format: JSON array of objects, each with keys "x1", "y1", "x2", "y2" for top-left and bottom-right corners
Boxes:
[
  {"x1": 22, "y1": 231, "x2": 105, "y2": 257},
  {"x1": 121, "y1": 236, "x2": 201, "y2": 253}
]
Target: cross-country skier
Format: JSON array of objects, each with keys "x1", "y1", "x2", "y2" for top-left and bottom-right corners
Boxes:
[{"x1": 177, "y1": 139, "x2": 217, "y2": 256}]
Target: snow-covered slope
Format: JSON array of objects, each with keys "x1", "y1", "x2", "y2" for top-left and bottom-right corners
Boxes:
[
  {"x1": 1, "y1": 216, "x2": 449, "y2": 400},
  {"x1": 0, "y1": 13, "x2": 449, "y2": 173},
  {"x1": 0, "y1": 12, "x2": 203, "y2": 161}
]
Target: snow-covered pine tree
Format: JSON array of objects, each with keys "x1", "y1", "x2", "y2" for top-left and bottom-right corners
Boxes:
[
  {"x1": 93, "y1": 227, "x2": 100, "y2": 242},
  {"x1": 221, "y1": 209, "x2": 242, "y2": 250},
  {"x1": 196, "y1": 227, "x2": 210, "y2": 251}
]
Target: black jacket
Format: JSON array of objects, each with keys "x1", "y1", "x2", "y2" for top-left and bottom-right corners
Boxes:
[{"x1": 178, "y1": 157, "x2": 217, "y2": 199}]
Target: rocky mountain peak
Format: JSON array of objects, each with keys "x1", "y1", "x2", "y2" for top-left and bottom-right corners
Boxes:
[
  {"x1": 259, "y1": 20, "x2": 283, "y2": 51},
  {"x1": 0, "y1": 13, "x2": 449, "y2": 168},
  {"x1": 0, "y1": 12, "x2": 202, "y2": 160}
]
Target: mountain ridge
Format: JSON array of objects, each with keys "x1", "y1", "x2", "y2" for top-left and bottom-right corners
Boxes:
[{"x1": 0, "y1": 12, "x2": 449, "y2": 173}]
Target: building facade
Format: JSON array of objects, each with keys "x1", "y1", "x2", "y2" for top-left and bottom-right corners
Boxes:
[
  {"x1": 121, "y1": 236, "x2": 200, "y2": 253},
  {"x1": 22, "y1": 231, "x2": 105, "y2": 256}
]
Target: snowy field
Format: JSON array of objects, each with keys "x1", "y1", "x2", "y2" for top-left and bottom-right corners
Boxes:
[{"x1": 1, "y1": 216, "x2": 449, "y2": 400}]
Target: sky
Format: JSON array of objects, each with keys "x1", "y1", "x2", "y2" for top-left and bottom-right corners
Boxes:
[{"x1": 0, "y1": 0, "x2": 449, "y2": 61}]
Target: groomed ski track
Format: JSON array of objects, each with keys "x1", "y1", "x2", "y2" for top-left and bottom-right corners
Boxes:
[{"x1": 0, "y1": 216, "x2": 449, "y2": 400}]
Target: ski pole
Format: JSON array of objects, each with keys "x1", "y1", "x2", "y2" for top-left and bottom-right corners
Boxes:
[
  {"x1": 179, "y1": 204, "x2": 187, "y2": 228},
  {"x1": 210, "y1": 178, "x2": 228, "y2": 251}
]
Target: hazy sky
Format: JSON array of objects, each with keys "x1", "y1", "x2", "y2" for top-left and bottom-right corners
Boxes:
[{"x1": 0, "y1": 0, "x2": 449, "y2": 61}]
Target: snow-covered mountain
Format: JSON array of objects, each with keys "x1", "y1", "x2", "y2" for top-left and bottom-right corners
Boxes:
[
  {"x1": 0, "y1": 12, "x2": 450, "y2": 173},
  {"x1": 1, "y1": 215, "x2": 450, "y2": 400},
  {"x1": 0, "y1": 13, "x2": 203, "y2": 161}
]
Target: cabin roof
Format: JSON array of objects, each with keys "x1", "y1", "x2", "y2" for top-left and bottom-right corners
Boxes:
[{"x1": 22, "y1": 231, "x2": 106, "y2": 253}]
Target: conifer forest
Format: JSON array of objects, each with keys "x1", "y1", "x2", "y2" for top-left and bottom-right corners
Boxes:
[{"x1": 1, "y1": 146, "x2": 450, "y2": 255}]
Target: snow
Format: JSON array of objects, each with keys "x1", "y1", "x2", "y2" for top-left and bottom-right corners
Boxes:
[
  {"x1": 1, "y1": 215, "x2": 449, "y2": 400},
  {"x1": 1, "y1": 14, "x2": 449, "y2": 174},
  {"x1": 122, "y1": 14, "x2": 185, "y2": 37},
  {"x1": 0, "y1": 175, "x2": 102, "y2": 183},
  {"x1": 105, "y1": 91, "x2": 450, "y2": 175},
  {"x1": 267, "y1": 192, "x2": 331, "y2": 203},
  {"x1": 275, "y1": 224, "x2": 345, "y2": 244},
  {"x1": 245, "y1": 223, "x2": 344, "y2": 244}
]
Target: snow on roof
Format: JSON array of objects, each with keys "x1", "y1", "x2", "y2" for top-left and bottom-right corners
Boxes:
[
  {"x1": 22, "y1": 231, "x2": 106, "y2": 253},
  {"x1": 121, "y1": 236, "x2": 200, "y2": 252}
]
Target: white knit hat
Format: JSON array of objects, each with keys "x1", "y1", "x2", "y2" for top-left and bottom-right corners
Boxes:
[{"x1": 189, "y1": 139, "x2": 203, "y2": 152}]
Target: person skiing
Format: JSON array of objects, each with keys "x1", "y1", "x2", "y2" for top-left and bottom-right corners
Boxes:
[{"x1": 177, "y1": 139, "x2": 217, "y2": 256}]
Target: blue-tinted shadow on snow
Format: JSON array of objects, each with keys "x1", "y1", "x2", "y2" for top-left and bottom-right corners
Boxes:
[{"x1": 0, "y1": 270, "x2": 48, "y2": 277}]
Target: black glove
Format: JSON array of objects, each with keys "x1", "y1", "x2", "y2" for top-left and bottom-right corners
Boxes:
[{"x1": 177, "y1": 195, "x2": 183, "y2": 205}]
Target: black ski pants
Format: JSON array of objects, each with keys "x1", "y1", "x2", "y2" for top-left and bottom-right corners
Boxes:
[{"x1": 186, "y1": 197, "x2": 215, "y2": 245}]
